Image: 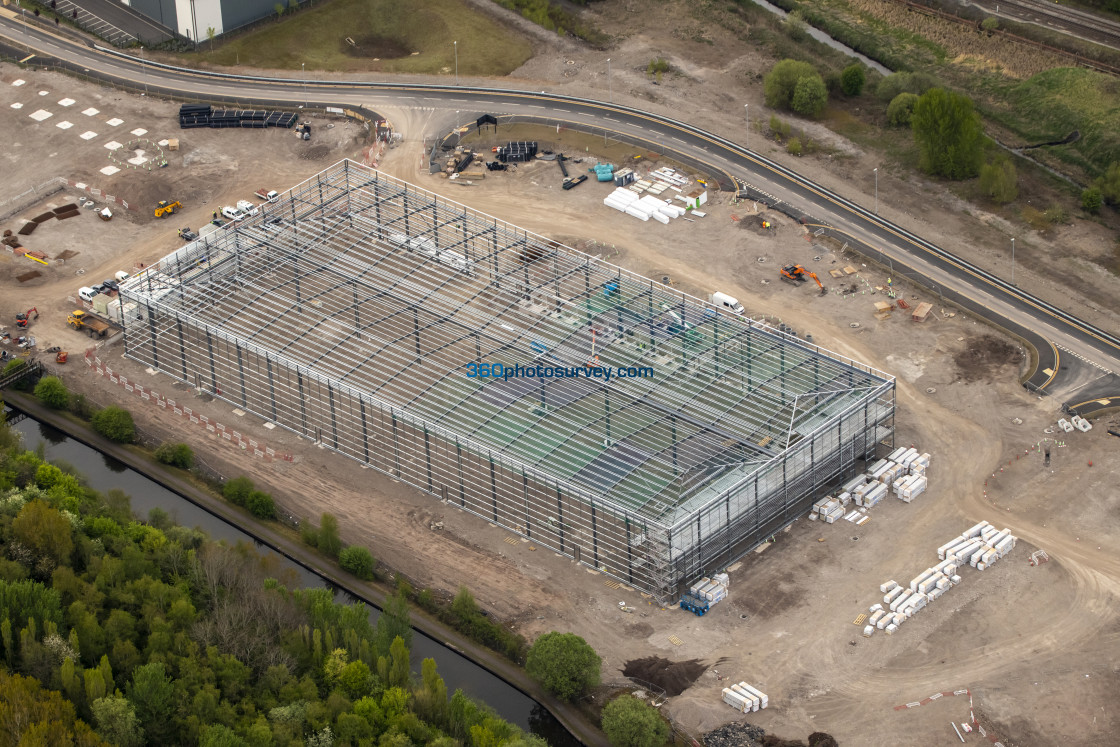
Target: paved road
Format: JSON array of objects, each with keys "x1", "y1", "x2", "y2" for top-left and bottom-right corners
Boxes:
[
  {"x1": 68, "y1": 0, "x2": 174, "y2": 44},
  {"x1": 2, "y1": 11, "x2": 1118, "y2": 404}
]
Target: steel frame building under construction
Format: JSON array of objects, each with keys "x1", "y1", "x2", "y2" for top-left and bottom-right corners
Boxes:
[{"x1": 120, "y1": 160, "x2": 895, "y2": 601}]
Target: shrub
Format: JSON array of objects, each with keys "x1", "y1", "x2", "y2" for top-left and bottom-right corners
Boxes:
[
  {"x1": 979, "y1": 155, "x2": 1018, "y2": 204},
  {"x1": 91, "y1": 406, "x2": 135, "y2": 443},
  {"x1": 1044, "y1": 204, "x2": 1067, "y2": 225},
  {"x1": 911, "y1": 89, "x2": 984, "y2": 179},
  {"x1": 1096, "y1": 161, "x2": 1120, "y2": 205},
  {"x1": 34, "y1": 376, "x2": 70, "y2": 410},
  {"x1": 646, "y1": 57, "x2": 670, "y2": 76},
  {"x1": 246, "y1": 490, "x2": 276, "y2": 519},
  {"x1": 601, "y1": 694, "x2": 669, "y2": 747},
  {"x1": 222, "y1": 476, "x2": 254, "y2": 506},
  {"x1": 787, "y1": 137, "x2": 803, "y2": 156},
  {"x1": 887, "y1": 92, "x2": 919, "y2": 127},
  {"x1": 339, "y1": 546, "x2": 376, "y2": 580},
  {"x1": 783, "y1": 9, "x2": 808, "y2": 41},
  {"x1": 317, "y1": 513, "x2": 342, "y2": 558},
  {"x1": 840, "y1": 64, "x2": 866, "y2": 96},
  {"x1": 764, "y1": 59, "x2": 817, "y2": 110},
  {"x1": 1082, "y1": 187, "x2": 1103, "y2": 214},
  {"x1": 154, "y1": 443, "x2": 193, "y2": 469},
  {"x1": 300, "y1": 518, "x2": 318, "y2": 548},
  {"x1": 525, "y1": 631, "x2": 600, "y2": 701},
  {"x1": 69, "y1": 394, "x2": 95, "y2": 420},
  {"x1": 791, "y1": 74, "x2": 828, "y2": 118},
  {"x1": 981, "y1": 17, "x2": 999, "y2": 31},
  {"x1": 876, "y1": 71, "x2": 939, "y2": 102}
]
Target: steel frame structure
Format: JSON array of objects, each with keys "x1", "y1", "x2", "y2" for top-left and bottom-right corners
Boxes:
[{"x1": 120, "y1": 160, "x2": 895, "y2": 601}]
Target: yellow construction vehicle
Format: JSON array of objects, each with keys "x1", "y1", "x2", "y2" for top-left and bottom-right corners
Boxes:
[
  {"x1": 154, "y1": 200, "x2": 182, "y2": 218},
  {"x1": 67, "y1": 310, "x2": 112, "y2": 338}
]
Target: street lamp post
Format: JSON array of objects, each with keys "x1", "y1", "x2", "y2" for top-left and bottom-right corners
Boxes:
[
  {"x1": 301, "y1": 62, "x2": 306, "y2": 108},
  {"x1": 1011, "y1": 237, "x2": 1016, "y2": 285},
  {"x1": 744, "y1": 104, "x2": 748, "y2": 150},
  {"x1": 874, "y1": 167, "x2": 879, "y2": 215},
  {"x1": 454, "y1": 41, "x2": 458, "y2": 86},
  {"x1": 607, "y1": 58, "x2": 613, "y2": 103}
]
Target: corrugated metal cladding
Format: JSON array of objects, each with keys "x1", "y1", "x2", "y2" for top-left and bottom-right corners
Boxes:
[
  {"x1": 119, "y1": 160, "x2": 895, "y2": 601},
  {"x1": 129, "y1": 0, "x2": 309, "y2": 39}
]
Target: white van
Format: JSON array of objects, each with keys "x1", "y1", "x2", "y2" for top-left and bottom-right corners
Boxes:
[
  {"x1": 712, "y1": 292, "x2": 745, "y2": 314},
  {"x1": 236, "y1": 199, "x2": 260, "y2": 217},
  {"x1": 78, "y1": 286, "x2": 97, "y2": 303},
  {"x1": 221, "y1": 205, "x2": 246, "y2": 221}
]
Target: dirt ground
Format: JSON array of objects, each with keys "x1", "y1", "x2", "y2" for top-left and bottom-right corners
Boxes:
[{"x1": 4, "y1": 3, "x2": 1120, "y2": 743}]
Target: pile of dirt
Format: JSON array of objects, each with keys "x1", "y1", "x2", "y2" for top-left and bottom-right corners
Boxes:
[
  {"x1": 300, "y1": 144, "x2": 333, "y2": 161},
  {"x1": 704, "y1": 722, "x2": 838, "y2": 747},
  {"x1": 953, "y1": 334, "x2": 1023, "y2": 382},
  {"x1": 341, "y1": 35, "x2": 412, "y2": 59},
  {"x1": 622, "y1": 656, "x2": 706, "y2": 696}
]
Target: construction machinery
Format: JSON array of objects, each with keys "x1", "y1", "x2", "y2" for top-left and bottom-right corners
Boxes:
[
  {"x1": 154, "y1": 200, "x2": 182, "y2": 218},
  {"x1": 55, "y1": 351, "x2": 69, "y2": 364},
  {"x1": 15, "y1": 307, "x2": 38, "y2": 328},
  {"x1": 679, "y1": 590, "x2": 711, "y2": 616},
  {"x1": 67, "y1": 310, "x2": 112, "y2": 338},
  {"x1": 780, "y1": 264, "x2": 826, "y2": 294}
]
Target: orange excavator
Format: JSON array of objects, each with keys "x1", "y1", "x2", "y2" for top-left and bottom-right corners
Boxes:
[
  {"x1": 15, "y1": 307, "x2": 38, "y2": 328},
  {"x1": 780, "y1": 264, "x2": 826, "y2": 294}
]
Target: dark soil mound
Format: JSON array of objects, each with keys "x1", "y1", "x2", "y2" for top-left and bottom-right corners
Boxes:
[
  {"x1": 953, "y1": 334, "x2": 1022, "y2": 382},
  {"x1": 622, "y1": 656, "x2": 706, "y2": 696},
  {"x1": 807, "y1": 733, "x2": 839, "y2": 747},
  {"x1": 705, "y1": 721, "x2": 766, "y2": 747},
  {"x1": 342, "y1": 34, "x2": 411, "y2": 59},
  {"x1": 300, "y1": 144, "x2": 332, "y2": 161}
]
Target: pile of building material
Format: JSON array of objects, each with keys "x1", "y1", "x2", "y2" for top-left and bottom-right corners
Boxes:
[
  {"x1": 680, "y1": 573, "x2": 729, "y2": 616},
  {"x1": 810, "y1": 447, "x2": 932, "y2": 525},
  {"x1": 178, "y1": 104, "x2": 296, "y2": 129},
  {"x1": 721, "y1": 682, "x2": 768, "y2": 713},
  {"x1": 494, "y1": 141, "x2": 537, "y2": 163},
  {"x1": 603, "y1": 189, "x2": 687, "y2": 224},
  {"x1": 865, "y1": 521, "x2": 1017, "y2": 636}
]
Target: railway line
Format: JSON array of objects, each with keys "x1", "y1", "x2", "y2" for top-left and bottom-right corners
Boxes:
[{"x1": 971, "y1": 0, "x2": 1120, "y2": 49}]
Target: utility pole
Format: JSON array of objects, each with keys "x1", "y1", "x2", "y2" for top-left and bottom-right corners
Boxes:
[
  {"x1": 301, "y1": 62, "x2": 306, "y2": 108},
  {"x1": 454, "y1": 41, "x2": 458, "y2": 86},
  {"x1": 873, "y1": 167, "x2": 879, "y2": 215},
  {"x1": 1011, "y1": 237, "x2": 1016, "y2": 285},
  {"x1": 744, "y1": 103, "x2": 748, "y2": 150},
  {"x1": 607, "y1": 58, "x2": 612, "y2": 103}
]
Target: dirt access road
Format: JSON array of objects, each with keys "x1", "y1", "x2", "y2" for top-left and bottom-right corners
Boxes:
[{"x1": 4, "y1": 6, "x2": 1120, "y2": 742}]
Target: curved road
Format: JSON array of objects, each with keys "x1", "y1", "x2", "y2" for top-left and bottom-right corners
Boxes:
[{"x1": 2, "y1": 10, "x2": 1119, "y2": 404}]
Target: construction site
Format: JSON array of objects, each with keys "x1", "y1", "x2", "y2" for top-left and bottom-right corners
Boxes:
[{"x1": 119, "y1": 159, "x2": 895, "y2": 601}]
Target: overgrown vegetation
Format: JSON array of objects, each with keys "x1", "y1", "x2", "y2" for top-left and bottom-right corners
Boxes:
[
  {"x1": 911, "y1": 88, "x2": 984, "y2": 179},
  {"x1": 492, "y1": 0, "x2": 609, "y2": 47},
  {"x1": 90, "y1": 406, "x2": 134, "y2": 444},
  {"x1": 153, "y1": 442, "x2": 193, "y2": 469},
  {"x1": 0, "y1": 415, "x2": 548, "y2": 745}
]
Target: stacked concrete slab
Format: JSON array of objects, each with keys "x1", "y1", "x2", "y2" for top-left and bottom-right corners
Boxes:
[
  {"x1": 866, "y1": 521, "x2": 1017, "y2": 636},
  {"x1": 809, "y1": 447, "x2": 932, "y2": 525}
]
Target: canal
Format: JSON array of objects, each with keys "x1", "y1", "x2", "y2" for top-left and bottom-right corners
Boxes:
[{"x1": 9, "y1": 406, "x2": 578, "y2": 746}]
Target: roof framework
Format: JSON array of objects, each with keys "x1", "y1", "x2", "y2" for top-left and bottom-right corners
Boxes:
[{"x1": 122, "y1": 160, "x2": 894, "y2": 531}]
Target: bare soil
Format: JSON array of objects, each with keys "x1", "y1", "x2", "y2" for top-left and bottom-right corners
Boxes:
[
  {"x1": 622, "y1": 656, "x2": 708, "y2": 696},
  {"x1": 4, "y1": 3, "x2": 1120, "y2": 743}
]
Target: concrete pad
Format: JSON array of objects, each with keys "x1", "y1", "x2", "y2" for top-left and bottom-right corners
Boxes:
[
  {"x1": 56, "y1": 121, "x2": 73, "y2": 130},
  {"x1": 38, "y1": 90, "x2": 49, "y2": 96},
  {"x1": 106, "y1": 117, "x2": 124, "y2": 126},
  {"x1": 80, "y1": 131, "x2": 98, "y2": 140},
  {"x1": 99, "y1": 165, "x2": 120, "y2": 176},
  {"x1": 127, "y1": 152, "x2": 148, "y2": 165},
  {"x1": 130, "y1": 128, "x2": 148, "y2": 136},
  {"x1": 82, "y1": 107, "x2": 99, "y2": 116},
  {"x1": 28, "y1": 109, "x2": 52, "y2": 121},
  {"x1": 11, "y1": 79, "x2": 25, "y2": 86},
  {"x1": 104, "y1": 141, "x2": 123, "y2": 150},
  {"x1": 10, "y1": 103, "x2": 22, "y2": 109},
  {"x1": 58, "y1": 98, "x2": 75, "y2": 107}
]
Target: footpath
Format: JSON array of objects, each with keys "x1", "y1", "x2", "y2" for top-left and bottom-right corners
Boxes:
[{"x1": 6, "y1": 391, "x2": 608, "y2": 747}]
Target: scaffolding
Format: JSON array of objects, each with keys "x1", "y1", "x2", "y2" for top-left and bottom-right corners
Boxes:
[{"x1": 120, "y1": 160, "x2": 895, "y2": 601}]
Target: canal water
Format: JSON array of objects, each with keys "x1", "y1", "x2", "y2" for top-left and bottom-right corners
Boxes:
[
  {"x1": 752, "y1": 0, "x2": 893, "y2": 76},
  {"x1": 9, "y1": 408, "x2": 577, "y2": 745}
]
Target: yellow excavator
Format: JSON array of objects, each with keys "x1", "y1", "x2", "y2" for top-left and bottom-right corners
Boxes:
[{"x1": 154, "y1": 200, "x2": 182, "y2": 218}]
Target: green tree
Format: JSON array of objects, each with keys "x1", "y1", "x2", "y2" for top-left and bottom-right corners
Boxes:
[
  {"x1": 0, "y1": 670, "x2": 107, "y2": 746},
  {"x1": 92, "y1": 695, "x2": 144, "y2": 747},
  {"x1": 12, "y1": 500, "x2": 73, "y2": 567},
  {"x1": 388, "y1": 635, "x2": 410, "y2": 688},
  {"x1": 376, "y1": 590, "x2": 412, "y2": 656},
  {"x1": 339, "y1": 545, "x2": 375, "y2": 580},
  {"x1": 979, "y1": 155, "x2": 1018, "y2": 203},
  {"x1": 246, "y1": 490, "x2": 276, "y2": 519},
  {"x1": 126, "y1": 662, "x2": 175, "y2": 743},
  {"x1": 601, "y1": 694, "x2": 669, "y2": 747},
  {"x1": 91, "y1": 406, "x2": 134, "y2": 443},
  {"x1": 200, "y1": 723, "x2": 247, "y2": 746},
  {"x1": 317, "y1": 512, "x2": 342, "y2": 558},
  {"x1": 910, "y1": 88, "x2": 985, "y2": 179},
  {"x1": 525, "y1": 632, "x2": 600, "y2": 701},
  {"x1": 206, "y1": 26, "x2": 216, "y2": 51},
  {"x1": 764, "y1": 59, "x2": 817, "y2": 110},
  {"x1": 840, "y1": 63, "x2": 866, "y2": 96},
  {"x1": 337, "y1": 659, "x2": 372, "y2": 699},
  {"x1": 1082, "y1": 186, "x2": 1103, "y2": 214},
  {"x1": 222, "y1": 475, "x2": 253, "y2": 506},
  {"x1": 981, "y1": 16, "x2": 999, "y2": 31},
  {"x1": 887, "y1": 92, "x2": 919, "y2": 127},
  {"x1": 1096, "y1": 161, "x2": 1120, "y2": 205},
  {"x1": 154, "y1": 442, "x2": 193, "y2": 468},
  {"x1": 791, "y1": 74, "x2": 828, "y2": 118},
  {"x1": 34, "y1": 376, "x2": 70, "y2": 409}
]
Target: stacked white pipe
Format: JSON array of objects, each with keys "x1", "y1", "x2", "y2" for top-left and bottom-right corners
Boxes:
[
  {"x1": 603, "y1": 188, "x2": 685, "y2": 224},
  {"x1": 721, "y1": 681, "x2": 769, "y2": 712},
  {"x1": 868, "y1": 521, "x2": 1017, "y2": 636}
]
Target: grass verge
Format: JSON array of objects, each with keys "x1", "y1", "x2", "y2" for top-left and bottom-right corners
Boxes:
[{"x1": 192, "y1": 0, "x2": 533, "y2": 75}]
